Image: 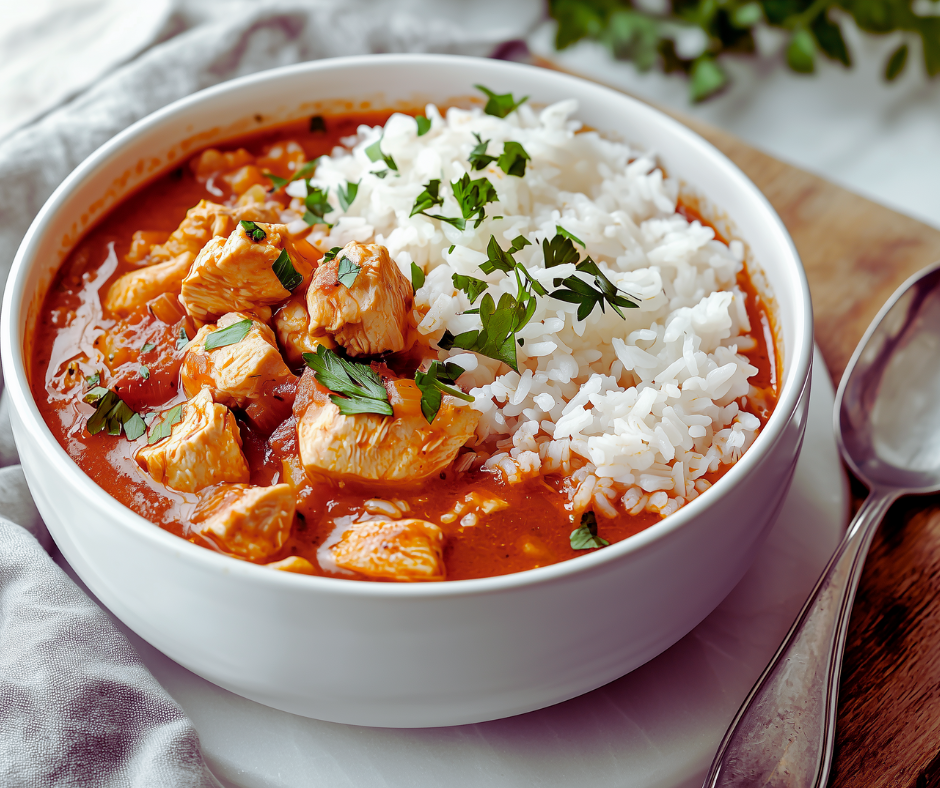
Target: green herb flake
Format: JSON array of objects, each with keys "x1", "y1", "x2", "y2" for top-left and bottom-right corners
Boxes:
[
  {"x1": 415, "y1": 115, "x2": 432, "y2": 136},
  {"x1": 410, "y1": 179, "x2": 444, "y2": 218},
  {"x1": 147, "y1": 404, "x2": 183, "y2": 445},
  {"x1": 176, "y1": 327, "x2": 190, "y2": 351},
  {"x1": 337, "y1": 180, "x2": 359, "y2": 211},
  {"x1": 302, "y1": 345, "x2": 393, "y2": 417},
  {"x1": 293, "y1": 158, "x2": 321, "y2": 181},
  {"x1": 85, "y1": 372, "x2": 100, "y2": 386},
  {"x1": 309, "y1": 115, "x2": 326, "y2": 133},
  {"x1": 321, "y1": 246, "x2": 342, "y2": 264},
  {"x1": 475, "y1": 84, "x2": 529, "y2": 118},
  {"x1": 468, "y1": 133, "x2": 497, "y2": 171},
  {"x1": 205, "y1": 319, "x2": 252, "y2": 351},
  {"x1": 84, "y1": 387, "x2": 145, "y2": 440},
  {"x1": 302, "y1": 183, "x2": 333, "y2": 227},
  {"x1": 448, "y1": 245, "x2": 456, "y2": 254},
  {"x1": 453, "y1": 273, "x2": 489, "y2": 305},
  {"x1": 336, "y1": 256, "x2": 361, "y2": 289},
  {"x1": 364, "y1": 135, "x2": 398, "y2": 172},
  {"x1": 414, "y1": 361, "x2": 473, "y2": 424},
  {"x1": 555, "y1": 225, "x2": 585, "y2": 247},
  {"x1": 139, "y1": 365, "x2": 150, "y2": 381},
  {"x1": 272, "y1": 249, "x2": 303, "y2": 292},
  {"x1": 411, "y1": 262, "x2": 426, "y2": 295},
  {"x1": 141, "y1": 342, "x2": 156, "y2": 353},
  {"x1": 570, "y1": 512, "x2": 610, "y2": 550},
  {"x1": 497, "y1": 141, "x2": 530, "y2": 178},
  {"x1": 240, "y1": 220, "x2": 267, "y2": 242},
  {"x1": 450, "y1": 173, "x2": 498, "y2": 229},
  {"x1": 263, "y1": 172, "x2": 289, "y2": 190}
]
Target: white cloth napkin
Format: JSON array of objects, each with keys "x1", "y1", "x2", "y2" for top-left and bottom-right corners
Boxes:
[{"x1": 0, "y1": 2, "x2": 540, "y2": 785}]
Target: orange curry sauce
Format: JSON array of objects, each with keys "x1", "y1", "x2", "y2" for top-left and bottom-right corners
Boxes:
[{"x1": 30, "y1": 111, "x2": 779, "y2": 581}]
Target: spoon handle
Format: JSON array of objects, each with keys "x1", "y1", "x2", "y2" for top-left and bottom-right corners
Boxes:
[{"x1": 702, "y1": 488, "x2": 897, "y2": 787}]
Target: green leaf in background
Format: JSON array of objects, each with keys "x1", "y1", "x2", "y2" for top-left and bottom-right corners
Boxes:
[
  {"x1": 689, "y1": 56, "x2": 728, "y2": 102},
  {"x1": 731, "y1": 2, "x2": 763, "y2": 28},
  {"x1": 885, "y1": 43, "x2": 908, "y2": 81},
  {"x1": 811, "y1": 12, "x2": 851, "y2": 67},
  {"x1": 604, "y1": 9, "x2": 660, "y2": 71},
  {"x1": 918, "y1": 18, "x2": 940, "y2": 77},
  {"x1": 787, "y1": 28, "x2": 816, "y2": 74}
]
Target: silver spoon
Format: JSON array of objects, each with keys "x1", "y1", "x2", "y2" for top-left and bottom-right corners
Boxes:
[{"x1": 703, "y1": 260, "x2": 940, "y2": 787}]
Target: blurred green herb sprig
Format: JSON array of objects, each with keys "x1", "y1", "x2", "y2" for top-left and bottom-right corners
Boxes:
[{"x1": 549, "y1": 0, "x2": 940, "y2": 101}]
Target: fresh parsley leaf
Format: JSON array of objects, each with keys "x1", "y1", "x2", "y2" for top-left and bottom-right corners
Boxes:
[
  {"x1": 336, "y1": 256, "x2": 361, "y2": 288},
  {"x1": 570, "y1": 512, "x2": 609, "y2": 550},
  {"x1": 497, "y1": 141, "x2": 530, "y2": 177},
  {"x1": 239, "y1": 220, "x2": 267, "y2": 242},
  {"x1": 309, "y1": 115, "x2": 326, "y2": 133},
  {"x1": 415, "y1": 115, "x2": 432, "y2": 136},
  {"x1": 475, "y1": 84, "x2": 529, "y2": 118},
  {"x1": 148, "y1": 404, "x2": 183, "y2": 445},
  {"x1": 542, "y1": 231, "x2": 581, "y2": 269},
  {"x1": 448, "y1": 245, "x2": 455, "y2": 254},
  {"x1": 84, "y1": 387, "x2": 145, "y2": 439},
  {"x1": 205, "y1": 319, "x2": 252, "y2": 350},
  {"x1": 302, "y1": 345, "x2": 393, "y2": 417},
  {"x1": 453, "y1": 273, "x2": 489, "y2": 305},
  {"x1": 264, "y1": 172, "x2": 289, "y2": 190},
  {"x1": 468, "y1": 133, "x2": 497, "y2": 170},
  {"x1": 294, "y1": 158, "x2": 321, "y2": 181},
  {"x1": 373, "y1": 169, "x2": 392, "y2": 179},
  {"x1": 85, "y1": 371, "x2": 100, "y2": 386},
  {"x1": 337, "y1": 180, "x2": 359, "y2": 211},
  {"x1": 410, "y1": 179, "x2": 444, "y2": 217},
  {"x1": 272, "y1": 249, "x2": 303, "y2": 291},
  {"x1": 555, "y1": 224, "x2": 584, "y2": 246},
  {"x1": 478, "y1": 236, "x2": 545, "y2": 295},
  {"x1": 176, "y1": 326, "x2": 190, "y2": 351},
  {"x1": 450, "y1": 173, "x2": 498, "y2": 229},
  {"x1": 139, "y1": 365, "x2": 150, "y2": 381},
  {"x1": 411, "y1": 262, "x2": 425, "y2": 295},
  {"x1": 414, "y1": 361, "x2": 473, "y2": 424},
  {"x1": 885, "y1": 43, "x2": 908, "y2": 81},
  {"x1": 364, "y1": 134, "x2": 398, "y2": 171},
  {"x1": 321, "y1": 246, "x2": 342, "y2": 263},
  {"x1": 141, "y1": 342, "x2": 156, "y2": 353},
  {"x1": 303, "y1": 183, "x2": 333, "y2": 226}
]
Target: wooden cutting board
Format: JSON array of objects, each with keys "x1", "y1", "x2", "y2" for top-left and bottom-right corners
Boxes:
[{"x1": 532, "y1": 56, "x2": 940, "y2": 787}]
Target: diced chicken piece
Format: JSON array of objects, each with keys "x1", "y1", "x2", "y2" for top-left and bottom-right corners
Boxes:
[
  {"x1": 273, "y1": 295, "x2": 336, "y2": 365},
  {"x1": 191, "y1": 148, "x2": 255, "y2": 179},
  {"x1": 136, "y1": 388, "x2": 249, "y2": 493},
  {"x1": 331, "y1": 518, "x2": 445, "y2": 582},
  {"x1": 180, "y1": 221, "x2": 314, "y2": 322},
  {"x1": 306, "y1": 241, "x2": 412, "y2": 356},
  {"x1": 181, "y1": 312, "x2": 295, "y2": 409},
  {"x1": 265, "y1": 556, "x2": 316, "y2": 575},
  {"x1": 192, "y1": 482, "x2": 295, "y2": 561},
  {"x1": 294, "y1": 370, "x2": 479, "y2": 483},
  {"x1": 439, "y1": 491, "x2": 508, "y2": 524},
  {"x1": 104, "y1": 252, "x2": 194, "y2": 317}
]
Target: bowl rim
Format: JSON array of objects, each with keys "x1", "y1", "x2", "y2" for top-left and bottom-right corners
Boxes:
[{"x1": 0, "y1": 52, "x2": 814, "y2": 599}]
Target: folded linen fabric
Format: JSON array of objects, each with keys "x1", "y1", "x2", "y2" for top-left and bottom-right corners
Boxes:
[{"x1": 0, "y1": 2, "x2": 537, "y2": 785}]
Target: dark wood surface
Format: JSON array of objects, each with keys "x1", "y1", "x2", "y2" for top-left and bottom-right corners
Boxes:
[{"x1": 533, "y1": 55, "x2": 940, "y2": 787}]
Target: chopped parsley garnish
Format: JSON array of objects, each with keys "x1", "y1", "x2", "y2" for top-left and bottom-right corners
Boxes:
[
  {"x1": 414, "y1": 361, "x2": 473, "y2": 424},
  {"x1": 272, "y1": 249, "x2": 303, "y2": 291},
  {"x1": 264, "y1": 172, "x2": 289, "y2": 190},
  {"x1": 147, "y1": 404, "x2": 183, "y2": 445},
  {"x1": 374, "y1": 169, "x2": 392, "y2": 179},
  {"x1": 475, "y1": 84, "x2": 529, "y2": 118},
  {"x1": 337, "y1": 180, "x2": 359, "y2": 211},
  {"x1": 497, "y1": 141, "x2": 530, "y2": 178},
  {"x1": 452, "y1": 273, "x2": 488, "y2": 305},
  {"x1": 303, "y1": 183, "x2": 333, "y2": 227},
  {"x1": 85, "y1": 371, "x2": 100, "y2": 386},
  {"x1": 141, "y1": 342, "x2": 156, "y2": 353},
  {"x1": 239, "y1": 220, "x2": 266, "y2": 242},
  {"x1": 410, "y1": 262, "x2": 425, "y2": 294},
  {"x1": 365, "y1": 134, "x2": 398, "y2": 172},
  {"x1": 415, "y1": 115, "x2": 431, "y2": 136},
  {"x1": 139, "y1": 365, "x2": 150, "y2": 381},
  {"x1": 302, "y1": 346, "x2": 393, "y2": 417},
  {"x1": 321, "y1": 246, "x2": 342, "y2": 263},
  {"x1": 84, "y1": 387, "x2": 146, "y2": 440},
  {"x1": 480, "y1": 234, "x2": 532, "y2": 275},
  {"x1": 309, "y1": 115, "x2": 326, "y2": 133},
  {"x1": 468, "y1": 133, "x2": 497, "y2": 170},
  {"x1": 570, "y1": 512, "x2": 609, "y2": 550},
  {"x1": 450, "y1": 173, "x2": 498, "y2": 230},
  {"x1": 264, "y1": 157, "x2": 322, "y2": 192},
  {"x1": 336, "y1": 256, "x2": 360, "y2": 288},
  {"x1": 555, "y1": 225, "x2": 585, "y2": 246},
  {"x1": 542, "y1": 229, "x2": 638, "y2": 320},
  {"x1": 205, "y1": 319, "x2": 252, "y2": 350},
  {"x1": 176, "y1": 326, "x2": 190, "y2": 351},
  {"x1": 410, "y1": 179, "x2": 444, "y2": 217}
]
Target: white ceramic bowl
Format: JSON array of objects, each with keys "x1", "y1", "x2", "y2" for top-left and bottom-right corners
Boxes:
[{"x1": 1, "y1": 54, "x2": 813, "y2": 728}]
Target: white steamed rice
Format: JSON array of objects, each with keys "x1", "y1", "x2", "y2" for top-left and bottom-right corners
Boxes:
[{"x1": 283, "y1": 99, "x2": 764, "y2": 520}]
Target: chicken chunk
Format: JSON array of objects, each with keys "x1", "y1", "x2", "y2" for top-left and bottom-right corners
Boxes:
[
  {"x1": 331, "y1": 518, "x2": 445, "y2": 582},
  {"x1": 136, "y1": 388, "x2": 249, "y2": 493},
  {"x1": 306, "y1": 241, "x2": 412, "y2": 356},
  {"x1": 273, "y1": 295, "x2": 336, "y2": 365},
  {"x1": 193, "y1": 483, "x2": 295, "y2": 561},
  {"x1": 180, "y1": 221, "x2": 313, "y2": 322},
  {"x1": 103, "y1": 252, "x2": 194, "y2": 317},
  {"x1": 294, "y1": 369, "x2": 479, "y2": 483},
  {"x1": 265, "y1": 556, "x2": 316, "y2": 575},
  {"x1": 181, "y1": 312, "x2": 295, "y2": 409}
]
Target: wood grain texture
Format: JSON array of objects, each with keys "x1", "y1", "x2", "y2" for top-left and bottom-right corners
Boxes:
[{"x1": 532, "y1": 55, "x2": 940, "y2": 787}]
